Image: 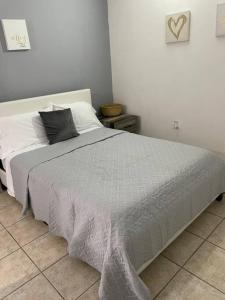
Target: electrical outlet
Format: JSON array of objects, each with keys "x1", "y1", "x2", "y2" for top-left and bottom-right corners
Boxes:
[{"x1": 173, "y1": 121, "x2": 179, "y2": 130}]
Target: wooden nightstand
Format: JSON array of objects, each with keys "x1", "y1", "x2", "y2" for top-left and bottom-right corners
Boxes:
[{"x1": 100, "y1": 114, "x2": 140, "y2": 134}]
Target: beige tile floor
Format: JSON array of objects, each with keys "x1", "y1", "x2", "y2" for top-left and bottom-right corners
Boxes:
[{"x1": 0, "y1": 192, "x2": 225, "y2": 300}]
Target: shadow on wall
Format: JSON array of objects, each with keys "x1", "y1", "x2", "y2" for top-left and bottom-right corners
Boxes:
[{"x1": 0, "y1": 22, "x2": 7, "y2": 52}]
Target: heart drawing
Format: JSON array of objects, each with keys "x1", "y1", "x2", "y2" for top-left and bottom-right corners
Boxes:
[{"x1": 168, "y1": 15, "x2": 187, "y2": 40}]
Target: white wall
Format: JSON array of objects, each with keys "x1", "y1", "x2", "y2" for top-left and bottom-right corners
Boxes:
[{"x1": 108, "y1": 0, "x2": 225, "y2": 153}]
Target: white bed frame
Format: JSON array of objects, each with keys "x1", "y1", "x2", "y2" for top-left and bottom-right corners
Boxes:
[
  {"x1": 0, "y1": 89, "x2": 92, "y2": 189},
  {"x1": 0, "y1": 89, "x2": 222, "y2": 279}
]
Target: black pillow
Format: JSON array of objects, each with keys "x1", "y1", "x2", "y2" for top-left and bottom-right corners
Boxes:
[{"x1": 39, "y1": 108, "x2": 79, "y2": 145}]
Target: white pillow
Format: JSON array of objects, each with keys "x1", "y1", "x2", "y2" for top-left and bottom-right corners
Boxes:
[
  {"x1": 53, "y1": 102, "x2": 103, "y2": 134},
  {"x1": 0, "y1": 109, "x2": 51, "y2": 159}
]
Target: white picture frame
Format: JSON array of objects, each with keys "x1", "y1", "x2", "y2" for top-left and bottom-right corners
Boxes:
[
  {"x1": 1, "y1": 19, "x2": 31, "y2": 50},
  {"x1": 166, "y1": 11, "x2": 191, "y2": 43},
  {"x1": 216, "y1": 3, "x2": 225, "y2": 37}
]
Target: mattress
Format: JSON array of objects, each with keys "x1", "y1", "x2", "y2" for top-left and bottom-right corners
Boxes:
[
  {"x1": 10, "y1": 128, "x2": 225, "y2": 300},
  {"x1": 2, "y1": 144, "x2": 47, "y2": 196}
]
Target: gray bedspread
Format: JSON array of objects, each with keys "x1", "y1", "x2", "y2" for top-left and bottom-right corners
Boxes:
[{"x1": 11, "y1": 128, "x2": 225, "y2": 300}]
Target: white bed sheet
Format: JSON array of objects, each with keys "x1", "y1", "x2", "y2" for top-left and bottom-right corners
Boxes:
[
  {"x1": 4, "y1": 143, "x2": 47, "y2": 197},
  {"x1": 3, "y1": 127, "x2": 102, "y2": 197}
]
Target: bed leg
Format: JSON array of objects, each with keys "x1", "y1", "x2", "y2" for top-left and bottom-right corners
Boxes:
[{"x1": 216, "y1": 194, "x2": 224, "y2": 202}]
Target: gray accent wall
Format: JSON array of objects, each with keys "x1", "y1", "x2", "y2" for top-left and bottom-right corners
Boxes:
[{"x1": 0, "y1": 0, "x2": 112, "y2": 108}]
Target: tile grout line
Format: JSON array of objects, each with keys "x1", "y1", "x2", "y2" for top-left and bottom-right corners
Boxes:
[
  {"x1": 187, "y1": 216, "x2": 225, "y2": 248},
  {"x1": 1, "y1": 273, "x2": 41, "y2": 300},
  {"x1": 2, "y1": 222, "x2": 65, "y2": 300},
  {"x1": 157, "y1": 240, "x2": 225, "y2": 298},
  {"x1": 40, "y1": 251, "x2": 101, "y2": 300},
  {"x1": 37, "y1": 267, "x2": 65, "y2": 300},
  {"x1": 161, "y1": 236, "x2": 205, "y2": 268},
  {"x1": 157, "y1": 235, "x2": 206, "y2": 299},
  {"x1": 207, "y1": 240, "x2": 225, "y2": 252},
  {"x1": 206, "y1": 205, "x2": 225, "y2": 219},
  {"x1": 0, "y1": 247, "x2": 20, "y2": 263},
  {"x1": 183, "y1": 267, "x2": 225, "y2": 295},
  {"x1": 75, "y1": 279, "x2": 100, "y2": 300},
  {"x1": 40, "y1": 252, "x2": 102, "y2": 300},
  {"x1": 153, "y1": 267, "x2": 182, "y2": 299},
  {"x1": 0, "y1": 212, "x2": 31, "y2": 228},
  {"x1": 186, "y1": 215, "x2": 225, "y2": 242},
  {"x1": 186, "y1": 218, "x2": 224, "y2": 239},
  {"x1": 206, "y1": 217, "x2": 225, "y2": 238},
  {"x1": 0, "y1": 196, "x2": 101, "y2": 300},
  {"x1": 156, "y1": 203, "x2": 225, "y2": 298},
  {"x1": 0, "y1": 227, "x2": 41, "y2": 300},
  {"x1": 180, "y1": 213, "x2": 225, "y2": 291},
  {"x1": 17, "y1": 229, "x2": 49, "y2": 248},
  {"x1": 1, "y1": 215, "x2": 99, "y2": 300},
  {"x1": 136, "y1": 201, "x2": 223, "y2": 299},
  {"x1": 206, "y1": 211, "x2": 225, "y2": 218},
  {"x1": 25, "y1": 251, "x2": 69, "y2": 274},
  {"x1": 20, "y1": 241, "x2": 66, "y2": 300},
  {"x1": 164, "y1": 206, "x2": 225, "y2": 266}
]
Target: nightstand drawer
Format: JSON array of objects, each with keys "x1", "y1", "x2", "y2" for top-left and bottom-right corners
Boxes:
[
  {"x1": 100, "y1": 114, "x2": 140, "y2": 134},
  {"x1": 114, "y1": 116, "x2": 138, "y2": 132}
]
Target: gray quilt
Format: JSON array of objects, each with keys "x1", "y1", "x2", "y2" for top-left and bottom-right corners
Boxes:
[{"x1": 11, "y1": 128, "x2": 225, "y2": 300}]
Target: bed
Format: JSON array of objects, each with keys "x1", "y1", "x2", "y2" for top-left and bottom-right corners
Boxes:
[{"x1": 1, "y1": 90, "x2": 225, "y2": 300}]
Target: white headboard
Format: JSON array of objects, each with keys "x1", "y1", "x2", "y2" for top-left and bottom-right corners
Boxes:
[{"x1": 0, "y1": 89, "x2": 92, "y2": 117}]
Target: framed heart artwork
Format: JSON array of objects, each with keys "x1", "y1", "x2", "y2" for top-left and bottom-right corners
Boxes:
[{"x1": 166, "y1": 11, "x2": 191, "y2": 43}]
